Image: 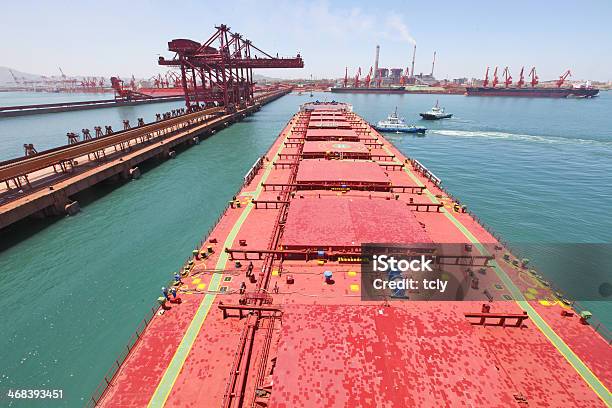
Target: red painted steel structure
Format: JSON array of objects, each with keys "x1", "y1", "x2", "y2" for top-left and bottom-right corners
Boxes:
[
  {"x1": 93, "y1": 102, "x2": 611, "y2": 408},
  {"x1": 158, "y1": 24, "x2": 304, "y2": 112}
]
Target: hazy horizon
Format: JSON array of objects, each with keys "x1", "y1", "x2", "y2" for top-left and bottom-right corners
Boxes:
[{"x1": 1, "y1": 0, "x2": 611, "y2": 82}]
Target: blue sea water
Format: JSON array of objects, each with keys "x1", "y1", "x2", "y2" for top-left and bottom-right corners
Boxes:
[
  {"x1": 0, "y1": 91, "x2": 610, "y2": 406},
  {"x1": 0, "y1": 91, "x2": 183, "y2": 160}
]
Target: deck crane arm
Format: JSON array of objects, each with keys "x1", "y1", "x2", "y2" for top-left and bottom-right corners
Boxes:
[
  {"x1": 517, "y1": 67, "x2": 525, "y2": 88},
  {"x1": 400, "y1": 67, "x2": 409, "y2": 86},
  {"x1": 8, "y1": 69, "x2": 20, "y2": 84},
  {"x1": 503, "y1": 67, "x2": 512, "y2": 87},
  {"x1": 353, "y1": 67, "x2": 361, "y2": 88},
  {"x1": 556, "y1": 70, "x2": 571, "y2": 87},
  {"x1": 483, "y1": 67, "x2": 490, "y2": 87},
  {"x1": 529, "y1": 67, "x2": 539, "y2": 87},
  {"x1": 492, "y1": 67, "x2": 499, "y2": 88},
  {"x1": 364, "y1": 67, "x2": 372, "y2": 88}
]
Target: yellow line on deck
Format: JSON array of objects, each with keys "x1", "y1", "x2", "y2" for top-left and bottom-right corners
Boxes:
[
  {"x1": 146, "y1": 118, "x2": 295, "y2": 407},
  {"x1": 380, "y1": 142, "x2": 611, "y2": 405}
]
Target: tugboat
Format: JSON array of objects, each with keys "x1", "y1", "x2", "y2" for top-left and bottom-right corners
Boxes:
[
  {"x1": 373, "y1": 108, "x2": 426, "y2": 134},
  {"x1": 419, "y1": 100, "x2": 453, "y2": 120}
]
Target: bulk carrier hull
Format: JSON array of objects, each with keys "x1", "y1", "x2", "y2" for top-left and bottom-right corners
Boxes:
[
  {"x1": 466, "y1": 86, "x2": 600, "y2": 98},
  {"x1": 91, "y1": 101, "x2": 612, "y2": 408},
  {"x1": 331, "y1": 86, "x2": 407, "y2": 94}
]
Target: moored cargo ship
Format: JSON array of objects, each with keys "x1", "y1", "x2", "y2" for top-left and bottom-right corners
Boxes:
[
  {"x1": 465, "y1": 86, "x2": 599, "y2": 98},
  {"x1": 90, "y1": 101, "x2": 611, "y2": 408},
  {"x1": 331, "y1": 86, "x2": 407, "y2": 94},
  {"x1": 467, "y1": 66, "x2": 600, "y2": 98}
]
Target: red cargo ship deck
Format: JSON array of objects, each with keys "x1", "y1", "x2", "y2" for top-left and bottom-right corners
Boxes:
[{"x1": 93, "y1": 102, "x2": 611, "y2": 408}]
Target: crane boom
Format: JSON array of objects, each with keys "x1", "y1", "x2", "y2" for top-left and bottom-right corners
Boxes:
[
  {"x1": 8, "y1": 69, "x2": 20, "y2": 84},
  {"x1": 503, "y1": 67, "x2": 512, "y2": 88},
  {"x1": 556, "y1": 70, "x2": 571, "y2": 87},
  {"x1": 517, "y1": 67, "x2": 525, "y2": 88},
  {"x1": 483, "y1": 67, "x2": 490, "y2": 87},
  {"x1": 529, "y1": 67, "x2": 538, "y2": 87},
  {"x1": 353, "y1": 67, "x2": 361, "y2": 88},
  {"x1": 364, "y1": 67, "x2": 373, "y2": 88},
  {"x1": 492, "y1": 67, "x2": 499, "y2": 88},
  {"x1": 158, "y1": 24, "x2": 303, "y2": 111}
]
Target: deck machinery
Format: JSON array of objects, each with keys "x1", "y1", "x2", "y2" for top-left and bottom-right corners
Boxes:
[{"x1": 158, "y1": 24, "x2": 304, "y2": 112}]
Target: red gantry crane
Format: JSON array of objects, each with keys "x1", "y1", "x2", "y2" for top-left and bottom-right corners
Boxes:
[
  {"x1": 556, "y1": 69, "x2": 571, "y2": 87},
  {"x1": 158, "y1": 24, "x2": 303, "y2": 112},
  {"x1": 110, "y1": 76, "x2": 153, "y2": 101}
]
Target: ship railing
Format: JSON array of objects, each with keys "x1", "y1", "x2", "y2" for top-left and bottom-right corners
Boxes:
[
  {"x1": 86, "y1": 304, "x2": 160, "y2": 407},
  {"x1": 459, "y1": 207, "x2": 612, "y2": 344},
  {"x1": 572, "y1": 302, "x2": 612, "y2": 345},
  {"x1": 411, "y1": 159, "x2": 442, "y2": 186},
  {"x1": 244, "y1": 156, "x2": 264, "y2": 185}
]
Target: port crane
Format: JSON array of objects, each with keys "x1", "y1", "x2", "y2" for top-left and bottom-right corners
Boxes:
[
  {"x1": 400, "y1": 67, "x2": 409, "y2": 86},
  {"x1": 516, "y1": 67, "x2": 525, "y2": 88},
  {"x1": 503, "y1": 67, "x2": 512, "y2": 87},
  {"x1": 8, "y1": 69, "x2": 21, "y2": 84},
  {"x1": 353, "y1": 67, "x2": 361, "y2": 88},
  {"x1": 483, "y1": 67, "x2": 490, "y2": 87},
  {"x1": 556, "y1": 70, "x2": 571, "y2": 87},
  {"x1": 492, "y1": 67, "x2": 499, "y2": 88},
  {"x1": 529, "y1": 67, "x2": 539, "y2": 87},
  {"x1": 158, "y1": 24, "x2": 303, "y2": 112},
  {"x1": 364, "y1": 67, "x2": 372, "y2": 87},
  {"x1": 110, "y1": 76, "x2": 153, "y2": 101}
]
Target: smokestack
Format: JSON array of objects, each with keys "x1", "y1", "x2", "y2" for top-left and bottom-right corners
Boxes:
[
  {"x1": 430, "y1": 51, "x2": 436, "y2": 77},
  {"x1": 410, "y1": 44, "x2": 416, "y2": 78},
  {"x1": 374, "y1": 45, "x2": 380, "y2": 81}
]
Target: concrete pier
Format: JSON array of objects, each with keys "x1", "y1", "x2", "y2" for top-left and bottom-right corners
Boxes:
[{"x1": 0, "y1": 89, "x2": 290, "y2": 230}]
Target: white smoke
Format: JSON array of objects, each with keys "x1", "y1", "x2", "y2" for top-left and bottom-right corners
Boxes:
[{"x1": 386, "y1": 15, "x2": 417, "y2": 45}]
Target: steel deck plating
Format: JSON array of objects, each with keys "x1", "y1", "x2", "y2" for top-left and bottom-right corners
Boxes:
[{"x1": 95, "y1": 102, "x2": 611, "y2": 408}]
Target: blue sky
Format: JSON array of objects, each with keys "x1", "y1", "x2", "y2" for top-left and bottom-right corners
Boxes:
[{"x1": 1, "y1": 0, "x2": 611, "y2": 81}]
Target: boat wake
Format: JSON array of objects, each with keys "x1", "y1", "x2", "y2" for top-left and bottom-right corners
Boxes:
[{"x1": 428, "y1": 129, "x2": 612, "y2": 147}]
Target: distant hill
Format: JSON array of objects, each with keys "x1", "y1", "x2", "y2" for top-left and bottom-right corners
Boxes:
[
  {"x1": 252, "y1": 73, "x2": 283, "y2": 82},
  {"x1": 0, "y1": 66, "x2": 44, "y2": 85}
]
